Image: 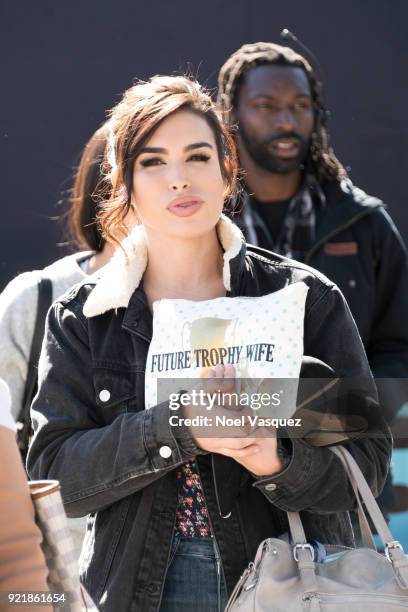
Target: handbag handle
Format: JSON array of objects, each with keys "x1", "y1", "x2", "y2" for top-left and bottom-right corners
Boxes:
[
  {"x1": 329, "y1": 447, "x2": 376, "y2": 549},
  {"x1": 287, "y1": 445, "x2": 408, "y2": 590},
  {"x1": 28, "y1": 480, "x2": 61, "y2": 499},
  {"x1": 330, "y1": 446, "x2": 395, "y2": 548}
]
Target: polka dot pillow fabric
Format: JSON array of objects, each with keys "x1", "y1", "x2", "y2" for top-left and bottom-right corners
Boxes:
[{"x1": 145, "y1": 282, "x2": 309, "y2": 420}]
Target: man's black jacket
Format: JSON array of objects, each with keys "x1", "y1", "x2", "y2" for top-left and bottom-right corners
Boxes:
[
  {"x1": 237, "y1": 179, "x2": 408, "y2": 422},
  {"x1": 27, "y1": 230, "x2": 391, "y2": 612}
]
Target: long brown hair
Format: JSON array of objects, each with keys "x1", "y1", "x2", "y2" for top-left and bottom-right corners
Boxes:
[
  {"x1": 98, "y1": 75, "x2": 239, "y2": 247},
  {"x1": 67, "y1": 123, "x2": 109, "y2": 252}
]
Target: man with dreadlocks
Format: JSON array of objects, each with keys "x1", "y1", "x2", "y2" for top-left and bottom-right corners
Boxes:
[{"x1": 218, "y1": 42, "x2": 408, "y2": 514}]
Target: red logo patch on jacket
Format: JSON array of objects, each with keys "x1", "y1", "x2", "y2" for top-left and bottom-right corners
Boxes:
[{"x1": 324, "y1": 241, "x2": 358, "y2": 256}]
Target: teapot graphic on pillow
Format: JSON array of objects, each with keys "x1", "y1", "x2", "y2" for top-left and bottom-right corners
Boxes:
[
  {"x1": 182, "y1": 317, "x2": 238, "y2": 378},
  {"x1": 182, "y1": 317, "x2": 257, "y2": 394}
]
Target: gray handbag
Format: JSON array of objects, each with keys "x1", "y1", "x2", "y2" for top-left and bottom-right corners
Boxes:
[{"x1": 225, "y1": 445, "x2": 408, "y2": 611}]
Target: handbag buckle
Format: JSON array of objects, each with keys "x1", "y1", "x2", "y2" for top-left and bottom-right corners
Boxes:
[
  {"x1": 243, "y1": 580, "x2": 257, "y2": 592},
  {"x1": 385, "y1": 540, "x2": 404, "y2": 562},
  {"x1": 242, "y1": 562, "x2": 258, "y2": 591},
  {"x1": 293, "y1": 543, "x2": 315, "y2": 562}
]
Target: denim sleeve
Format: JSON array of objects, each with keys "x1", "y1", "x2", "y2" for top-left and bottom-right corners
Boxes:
[
  {"x1": 27, "y1": 301, "x2": 205, "y2": 518},
  {"x1": 252, "y1": 283, "x2": 392, "y2": 513}
]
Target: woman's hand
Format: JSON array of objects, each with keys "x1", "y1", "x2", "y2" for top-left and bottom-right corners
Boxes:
[
  {"x1": 183, "y1": 364, "x2": 283, "y2": 476},
  {"x1": 182, "y1": 364, "x2": 258, "y2": 456},
  {"x1": 231, "y1": 435, "x2": 283, "y2": 476}
]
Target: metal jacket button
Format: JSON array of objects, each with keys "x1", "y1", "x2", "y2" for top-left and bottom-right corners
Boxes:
[
  {"x1": 159, "y1": 445, "x2": 172, "y2": 459},
  {"x1": 99, "y1": 389, "x2": 111, "y2": 402}
]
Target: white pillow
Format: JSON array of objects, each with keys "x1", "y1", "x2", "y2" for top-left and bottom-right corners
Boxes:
[{"x1": 145, "y1": 282, "x2": 308, "y2": 420}]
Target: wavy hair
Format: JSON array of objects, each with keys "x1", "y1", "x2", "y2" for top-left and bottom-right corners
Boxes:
[
  {"x1": 98, "y1": 75, "x2": 239, "y2": 247},
  {"x1": 66, "y1": 123, "x2": 109, "y2": 251}
]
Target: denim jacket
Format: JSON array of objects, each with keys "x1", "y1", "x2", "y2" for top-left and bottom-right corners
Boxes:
[{"x1": 27, "y1": 215, "x2": 391, "y2": 611}]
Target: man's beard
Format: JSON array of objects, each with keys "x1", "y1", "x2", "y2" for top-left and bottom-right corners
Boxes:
[{"x1": 239, "y1": 125, "x2": 310, "y2": 174}]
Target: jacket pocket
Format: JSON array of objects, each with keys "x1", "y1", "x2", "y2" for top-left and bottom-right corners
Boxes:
[
  {"x1": 92, "y1": 368, "x2": 139, "y2": 423},
  {"x1": 81, "y1": 499, "x2": 131, "y2": 604}
]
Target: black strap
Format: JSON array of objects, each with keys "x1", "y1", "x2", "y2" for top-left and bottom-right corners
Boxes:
[{"x1": 17, "y1": 277, "x2": 53, "y2": 456}]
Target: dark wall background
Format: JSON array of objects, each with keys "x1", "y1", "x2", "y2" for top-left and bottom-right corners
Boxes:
[{"x1": 2, "y1": 0, "x2": 407, "y2": 289}]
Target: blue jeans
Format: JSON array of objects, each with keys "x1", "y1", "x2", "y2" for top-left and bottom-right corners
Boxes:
[{"x1": 159, "y1": 536, "x2": 229, "y2": 612}]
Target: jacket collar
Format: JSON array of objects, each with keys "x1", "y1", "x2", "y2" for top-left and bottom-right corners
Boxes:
[
  {"x1": 83, "y1": 213, "x2": 245, "y2": 318},
  {"x1": 313, "y1": 178, "x2": 383, "y2": 244},
  {"x1": 242, "y1": 177, "x2": 384, "y2": 250}
]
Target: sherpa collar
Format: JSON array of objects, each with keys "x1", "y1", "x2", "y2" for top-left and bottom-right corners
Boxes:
[{"x1": 83, "y1": 213, "x2": 245, "y2": 318}]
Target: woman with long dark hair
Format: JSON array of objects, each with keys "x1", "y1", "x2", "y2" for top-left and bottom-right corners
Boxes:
[{"x1": 27, "y1": 75, "x2": 390, "y2": 612}]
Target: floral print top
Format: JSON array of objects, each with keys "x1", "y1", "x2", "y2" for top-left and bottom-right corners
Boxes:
[{"x1": 174, "y1": 460, "x2": 212, "y2": 537}]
